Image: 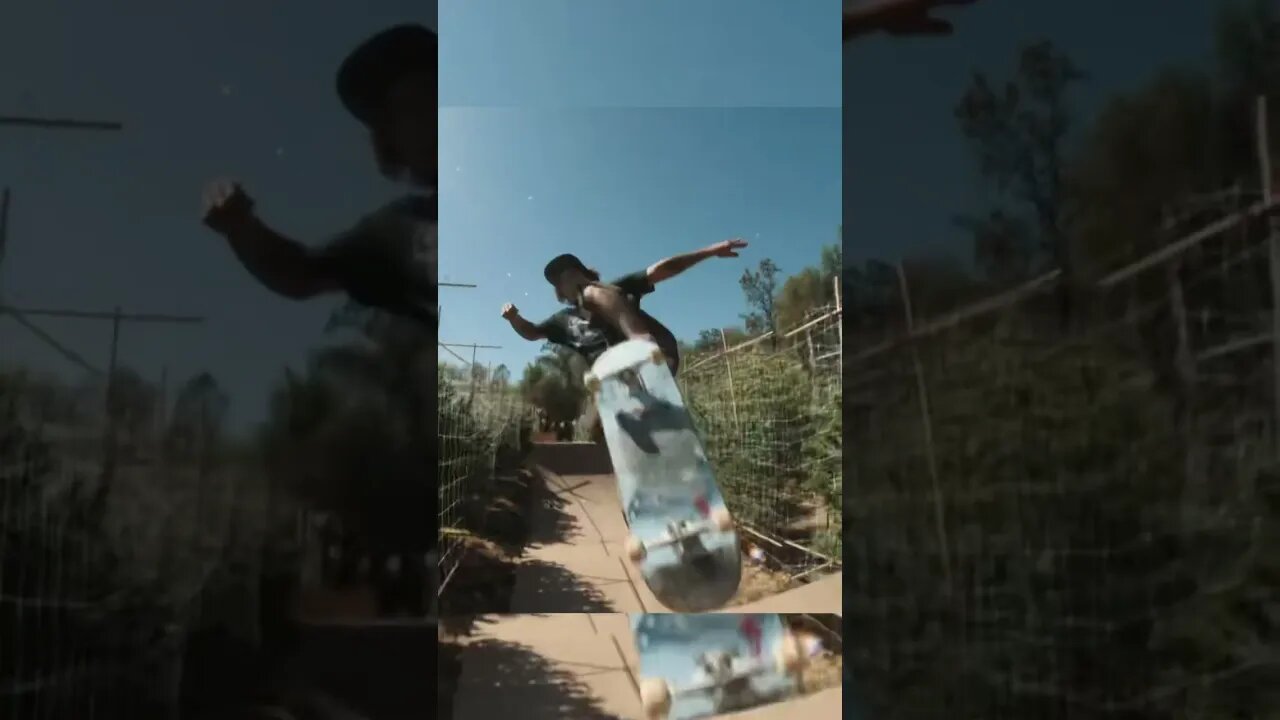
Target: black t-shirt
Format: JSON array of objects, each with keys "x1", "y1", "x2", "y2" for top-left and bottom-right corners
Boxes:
[
  {"x1": 535, "y1": 270, "x2": 654, "y2": 361},
  {"x1": 316, "y1": 193, "x2": 437, "y2": 330}
]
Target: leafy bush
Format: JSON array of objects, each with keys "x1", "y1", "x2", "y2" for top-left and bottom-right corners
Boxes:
[
  {"x1": 846, "y1": 317, "x2": 1278, "y2": 717},
  {"x1": 0, "y1": 373, "x2": 176, "y2": 718},
  {"x1": 684, "y1": 345, "x2": 841, "y2": 551}
]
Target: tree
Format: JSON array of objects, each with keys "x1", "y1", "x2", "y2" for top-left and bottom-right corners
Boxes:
[
  {"x1": 258, "y1": 312, "x2": 437, "y2": 574},
  {"x1": 739, "y1": 258, "x2": 781, "y2": 342},
  {"x1": 164, "y1": 372, "x2": 229, "y2": 468},
  {"x1": 1214, "y1": 0, "x2": 1280, "y2": 175},
  {"x1": 775, "y1": 268, "x2": 829, "y2": 333},
  {"x1": 690, "y1": 327, "x2": 752, "y2": 355},
  {"x1": 519, "y1": 346, "x2": 589, "y2": 427},
  {"x1": 844, "y1": 258, "x2": 901, "y2": 341},
  {"x1": 1070, "y1": 70, "x2": 1220, "y2": 271},
  {"x1": 821, "y1": 238, "x2": 842, "y2": 280},
  {"x1": 954, "y1": 40, "x2": 1084, "y2": 322},
  {"x1": 491, "y1": 364, "x2": 511, "y2": 389},
  {"x1": 105, "y1": 367, "x2": 159, "y2": 454}
]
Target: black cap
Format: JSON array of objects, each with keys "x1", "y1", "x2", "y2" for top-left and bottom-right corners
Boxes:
[
  {"x1": 336, "y1": 24, "x2": 437, "y2": 124},
  {"x1": 544, "y1": 254, "x2": 590, "y2": 283}
]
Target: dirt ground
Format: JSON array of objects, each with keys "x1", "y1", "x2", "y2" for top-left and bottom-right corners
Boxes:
[
  {"x1": 440, "y1": 613, "x2": 842, "y2": 719},
  {"x1": 728, "y1": 560, "x2": 799, "y2": 606},
  {"x1": 435, "y1": 448, "x2": 843, "y2": 718},
  {"x1": 785, "y1": 613, "x2": 844, "y2": 695}
]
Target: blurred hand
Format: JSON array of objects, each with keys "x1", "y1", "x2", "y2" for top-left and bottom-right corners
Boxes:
[
  {"x1": 202, "y1": 178, "x2": 256, "y2": 235},
  {"x1": 501, "y1": 303, "x2": 520, "y2": 320},
  {"x1": 706, "y1": 238, "x2": 747, "y2": 258},
  {"x1": 844, "y1": 0, "x2": 979, "y2": 41}
]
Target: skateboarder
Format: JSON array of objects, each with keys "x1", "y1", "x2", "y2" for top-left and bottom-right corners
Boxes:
[
  {"x1": 501, "y1": 239, "x2": 748, "y2": 370},
  {"x1": 201, "y1": 23, "x2": 437, "y2": 618},
  {"x1": 500, "y1": 238, "x2": 746, "y2": 439},
  {"x1": 202, "y1": 23, "x2": 437, "y2": 331}
]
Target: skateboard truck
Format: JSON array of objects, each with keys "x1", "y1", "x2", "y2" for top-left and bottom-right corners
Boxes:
[
  {"x1": 583, "y1": 345, "x2": 666, "y2": 393},
  {"x1": 625, "y1": 509, "x2": 734, "y2": 563},
  {"x1": 637, "y1": 630, "x2": 807, "y2": 720}
]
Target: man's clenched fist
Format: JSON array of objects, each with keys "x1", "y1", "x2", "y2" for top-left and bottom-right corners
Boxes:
[{"x1": 202, "y1": 178, "x2": 257, "y2": 235}]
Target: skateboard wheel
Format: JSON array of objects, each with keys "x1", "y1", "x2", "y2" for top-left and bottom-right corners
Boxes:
[
  {"x1": 773, "y1": 631, "x2": 806, "y2": 675},
  {"x1": 639, "y1": 677, "x2": 672, "y2": 719},
  {"x1": 710, "y1": 508, "x2": 733, "y2": 532},
  {"x1": 626, "y1": 536, "x2": 647, "y2": 562},
  {"x1": 649, "y1": 347, "x2": 665, "y2": 365},
  {"x1": 584, "y1": 373, "x2": 601, "y2": 392}
]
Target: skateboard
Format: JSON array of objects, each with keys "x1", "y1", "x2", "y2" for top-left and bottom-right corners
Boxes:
[
  {"x1": 631, "y1": 613, "x2": 806, "y2": 720},
  {"x1": 584, "y1": 339, "x2": 741, "y2": 611}
]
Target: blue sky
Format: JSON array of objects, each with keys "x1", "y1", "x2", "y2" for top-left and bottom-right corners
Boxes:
[
  {"x1": 438, "y1": 107, "x2": 841, "y2": 376},
  {"x1": 442, "y1": 0, "x2": 840, "y2": 108}
]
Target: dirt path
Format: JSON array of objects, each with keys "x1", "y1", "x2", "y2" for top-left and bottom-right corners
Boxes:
[
  {"x1": 509, "y1": 442, "x2": 843, "y2": 614},
  {"x1": 448, "y1": 614, "x2": 843, "y2": 719}
]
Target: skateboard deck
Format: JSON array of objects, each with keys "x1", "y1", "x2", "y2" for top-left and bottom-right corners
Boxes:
[
  {"x1": 585, "y1": 339, "x2": 741, "y2": 611},
  {"x1": 631, "y1": 613, "x2": 804, "y2": 720}
]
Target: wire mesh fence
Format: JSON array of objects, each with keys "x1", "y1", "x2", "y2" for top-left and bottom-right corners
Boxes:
[
  {"x1": 0, "y1": 370, "x2": 270, "y2": 719},
  {"x1": 436, "y1": 363, "x2": 532, "y2": 593},
  {"x1": 679, "y1": 302, "x2": 843, "y2": 578},
  {"x1": 844, "y1": 194, "x2": 1280, "y2": 718}
]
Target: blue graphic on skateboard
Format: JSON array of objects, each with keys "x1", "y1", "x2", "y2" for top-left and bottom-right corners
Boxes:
[
  {"x1": 585, "y1": 339, "x2": 741, "y2": 611},
  {"x1": 631, "y1": 613, "x2": 805, "y2": 719}
]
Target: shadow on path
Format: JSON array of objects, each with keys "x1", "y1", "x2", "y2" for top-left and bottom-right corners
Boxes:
[
  {"x1": 530, "y1": 443, "x2": 614, "y2": 476},
  {"x1": 513, "y1": 558, "x2": 621, "y2": 612},
  {"x1": 524, "y1": 468, "x2": 595, "y2": 547},
  {"x1": 453, "y1": 635, "x2": 623, "y2": 720}
]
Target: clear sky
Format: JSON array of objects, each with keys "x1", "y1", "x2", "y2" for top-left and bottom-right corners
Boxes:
[
  {"x1": 438, "y1": 107, "x2": 842, "y2": 376},
  {"x1": 845, "y1": 0, "x2": 1219, "y2": 266},
  {"x1": 1, "y1": 1, "x2": 434, "y2": 432},
  {"x1": 442, "y1": 0, "x2": 841, "y2": 108}
]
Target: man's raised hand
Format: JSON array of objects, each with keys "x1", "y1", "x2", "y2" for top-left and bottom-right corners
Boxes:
[
  {"x1": 202, "y1": 179, "x2": 257, "y2": 236},
  {"x1": 707, "y1": 238, "x2": 748, "y2": 258},
  {"x1": 501, "y1": 303, "x2": 520, "y2": 320},
  {"x1": 844, "y1": 0, "x2": 980, "y2": 41}
]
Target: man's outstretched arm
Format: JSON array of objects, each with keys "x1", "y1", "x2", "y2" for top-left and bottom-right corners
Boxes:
[
  {"x1": 501, "y1": 303, "x2": 548, "y2": 341},
  {"x1": 646, "y1": 238, "x2": 747, "y2": 284},
  {"x1": 203, "y1": 180, "x2": 339, "y2": 300},
  {"x1": 222, "y1": 218, "x2": 340, "y2": 299},
  {"x1": 844, "y1": 0, "x2": 979, "y2": 42}
]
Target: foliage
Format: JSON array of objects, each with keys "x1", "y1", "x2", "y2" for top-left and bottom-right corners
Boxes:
[
  {"x1": 739, "y1": 257, "x2": 782, "y2": 338},
  {"x1": 954, "y1": 40, "x2": 1084, "y2": 282},
  {"x1": 849, "y1": 306, "x2": 1280, "y2": 716},
  {"x1": 518, "y1": 345, "x2": 588, "y2": 427},
  {"x1": 0, "y1": 370, "x2": 211, "y2": 717},
  {"x1": 844, "y1": 7, "x2": 1280, "y2": 715}
]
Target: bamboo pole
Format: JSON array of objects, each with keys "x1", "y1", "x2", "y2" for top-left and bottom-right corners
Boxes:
[
  {"x1": 720, "y1": 328, "x2": 742, "y2": 435},
  {"x1": 896, "y1": 262, "x2": 952, "y2": 592}
]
